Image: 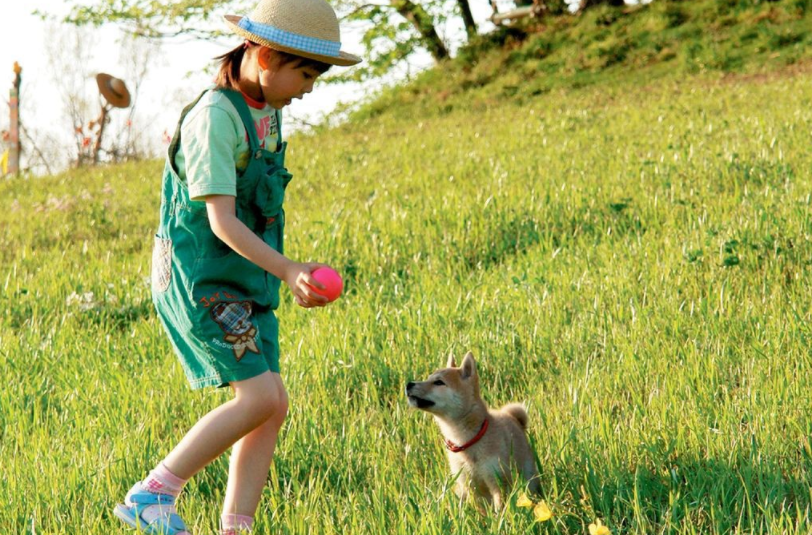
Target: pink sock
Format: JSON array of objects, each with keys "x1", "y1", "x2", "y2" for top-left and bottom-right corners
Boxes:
[
  {"x1": 142, "y1": 462, "x2": 187, "y2": 497},
  {"x1": 221, "y1": 513, "x2": 254, "y2": 534}
]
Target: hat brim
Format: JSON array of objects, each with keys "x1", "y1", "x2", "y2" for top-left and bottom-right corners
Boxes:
[
  {"x1": 224, "y1": 15, "x2": 362, "y2": 67},
  {"x1": 95, "y1": 73, "x2": 131, "y2": 108}
]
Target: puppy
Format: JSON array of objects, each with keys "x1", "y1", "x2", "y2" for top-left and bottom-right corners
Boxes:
[{"x1": 406, "y1": 351, "x2": 541, "y2": 511}]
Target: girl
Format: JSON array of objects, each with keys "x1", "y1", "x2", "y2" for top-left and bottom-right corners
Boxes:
[{"x1": 113, "y1": 0, "x2": 361, "y2": 533}]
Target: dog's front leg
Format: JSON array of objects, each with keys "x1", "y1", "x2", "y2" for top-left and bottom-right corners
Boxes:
[
  {"x1": 455, "y1": 481, "x2": 489, "y2": 516},
  {"x1": 454, "y1": 480, "x2": 470, "y2": 508},
  {"x1": 483, "y1": 478, "x2": 504, "y2": 512},
  {"x1": 491, "y1": 490, "x2": 504, "y2": 512}
]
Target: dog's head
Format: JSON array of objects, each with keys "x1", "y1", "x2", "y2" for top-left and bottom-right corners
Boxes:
[{"x1": 405, "y1": 351, "x2": 481, "y2": 418}]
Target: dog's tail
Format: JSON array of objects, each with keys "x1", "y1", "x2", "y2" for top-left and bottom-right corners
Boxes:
[{"x1": 502, "y1": 403, "x2": 529, "y2": 430}]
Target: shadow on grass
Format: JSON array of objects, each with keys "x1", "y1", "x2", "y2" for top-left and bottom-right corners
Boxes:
[{"x1": 547, "y1": 442, "x2": 811, "y2": 534}]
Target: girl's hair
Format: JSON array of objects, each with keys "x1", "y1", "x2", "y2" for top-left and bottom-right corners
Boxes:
[{"x1": 214, "y1": 42, "x2": 332, "y2": 89}]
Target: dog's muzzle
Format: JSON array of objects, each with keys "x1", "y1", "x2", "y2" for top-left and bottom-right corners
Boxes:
[{"x1": 406, "y1": 382, "x2": 435, "y2": 409}]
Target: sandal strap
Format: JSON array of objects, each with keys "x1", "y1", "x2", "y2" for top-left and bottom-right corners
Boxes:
[
  {"x1": 127, "y1": 489, "x2": 177, "y2": 506},
  {"x1": 131, "y1": 508, "x2": 188, "y2": 533},
  {"x1": 129, "y1": 502, "x2": 188, "y2": 533},
  {"x1": 122, "y1": 483, "x2": 187, "y2": 533}
]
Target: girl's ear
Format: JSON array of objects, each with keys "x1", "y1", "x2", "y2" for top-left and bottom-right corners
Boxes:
[{"x1": 257, "y1": 47, "x2": 271, "y2": 70}]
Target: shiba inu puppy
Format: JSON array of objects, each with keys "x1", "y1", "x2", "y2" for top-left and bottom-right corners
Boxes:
[{"x1": 405, "y1": 351, "x2": 541, "y2": 511}]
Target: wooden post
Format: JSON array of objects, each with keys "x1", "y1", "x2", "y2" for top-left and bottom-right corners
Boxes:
[
  {"x1": 92, "y1": 105, "x2": 109, "y2": 165},
  {"x1": 8, "y1": 62, "x2": 22, "y2": 175}
]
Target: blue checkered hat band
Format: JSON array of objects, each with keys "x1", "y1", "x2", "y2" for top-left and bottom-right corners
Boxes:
[{"x1": 238, "y1": 17, "x2": 341, "y2": 57}]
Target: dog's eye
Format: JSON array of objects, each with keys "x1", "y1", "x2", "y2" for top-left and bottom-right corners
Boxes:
[{"x1": 433, "y1": 380, "x2": 445, "y2": 386}]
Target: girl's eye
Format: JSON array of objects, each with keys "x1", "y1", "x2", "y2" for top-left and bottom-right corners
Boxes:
[{"x1": 433, "y1": 380, "x2": 445, "y2": 386}]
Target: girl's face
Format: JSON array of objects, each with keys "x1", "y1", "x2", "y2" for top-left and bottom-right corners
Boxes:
[{"x1": 258, "y1": 51, "x2": 322, "y2": 109}]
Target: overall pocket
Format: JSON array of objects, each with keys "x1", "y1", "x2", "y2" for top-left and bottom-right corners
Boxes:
[
  {"x1": 152, "y1": 235, "x2": 173, "y2": 293},
  {"x1": 255, "y1": 167, "x2": 292, "y2": 217},
  {"x1": 189, "y1": 253, "x2": 270, "y2": 310},
  {"x1": 183, "y1": 252, "x2": 271, "y2": 360}
]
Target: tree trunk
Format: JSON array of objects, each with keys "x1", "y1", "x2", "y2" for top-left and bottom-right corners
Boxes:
[
  {"x1": 456, "y1": 0, "x2": 477, "y2": 40},
  {"x1": 578, "y1": 0, "x2": 624, "y2": 12},
  {"x1": 391, "y1": 0, "x2": 449, "y2": 62}
]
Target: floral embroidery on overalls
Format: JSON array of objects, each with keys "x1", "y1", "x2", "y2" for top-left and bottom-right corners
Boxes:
[{"x1": 210, "y1": 301, "x2": 260, "y2": 361}]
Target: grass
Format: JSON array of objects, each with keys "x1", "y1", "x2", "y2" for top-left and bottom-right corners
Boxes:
[{"x1": 3, "y1": 10, "x2": 812, "y2": 535}]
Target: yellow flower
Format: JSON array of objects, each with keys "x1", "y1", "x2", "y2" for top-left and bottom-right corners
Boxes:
[
  {"x1": 517, "y1": 493, "x2": 534, "y2": 509},
  {"x1": 533, "y1": 500, "x2": 552, "y2": 522},
  {"x1": 589, "y1": 518, "x2": 611, "y2": 535}
]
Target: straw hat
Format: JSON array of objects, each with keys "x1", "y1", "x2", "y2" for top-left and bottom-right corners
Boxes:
[
  {"x1": 95, "y1": 73, "x2": 131, "y2": 108},
  {"x1": 224, "y1": 0, "x2": 362, "y2": 67}
]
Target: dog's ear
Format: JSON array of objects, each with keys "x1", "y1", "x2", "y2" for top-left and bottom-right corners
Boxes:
[
  {"x1": 447, "y1": 351, "x2": 457, "y2": 368},
  {"x1": 460, "y1": 351, "x2": 477, "y2": 379}
]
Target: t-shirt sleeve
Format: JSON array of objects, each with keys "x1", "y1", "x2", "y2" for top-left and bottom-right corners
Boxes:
[{"x1": 182, "y1": 104, "x2": 241, "y2": 201}]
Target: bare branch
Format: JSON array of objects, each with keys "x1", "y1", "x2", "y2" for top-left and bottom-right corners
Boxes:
[
  {"x1": 340, "y1": 3, "x2": 394, "y2": 20},
  {"x1": 19, "y1": 124, "x2": 55, "y2": 176}
]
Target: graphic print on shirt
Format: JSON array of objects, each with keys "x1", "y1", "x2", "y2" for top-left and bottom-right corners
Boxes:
[
  {"x1": 210, "y1": 300, "x2": 260, "y2": 361},
  {"x1": 256, "y1": 114, "x2": 277, "y2": 149},
  {"x1": 245, "y1": 114, "x2": 278, "y2": 150}
]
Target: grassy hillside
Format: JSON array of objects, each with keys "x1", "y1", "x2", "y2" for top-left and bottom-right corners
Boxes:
[
  {"x1": 354, "y1": 0, "x2": 812, "y2": 121},
  {"x1": 2, "y1": 3, "x2": 812, "y2": 533}
]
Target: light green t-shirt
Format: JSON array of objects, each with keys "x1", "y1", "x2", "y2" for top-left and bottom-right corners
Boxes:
[{"x1": 174, "y1": 90, "x2": 282, "y2": 201}]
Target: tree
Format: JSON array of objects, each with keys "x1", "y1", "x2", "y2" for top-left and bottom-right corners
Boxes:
[
  {"x1": 332, "y1": 0, "x2": 456, "y2": 82},
  {"x1": 45, "y1": 24, "x2": 98, "y2": 168},
  {"x1": 43, "y1": 23, "x2": 158, "y2": 168},
  {"x1": 391, "y1": 0, "x2": 449, "y2": 61},
  {"x1": 456, "y1": 0, "x2": 477, "y2": 39},
  {"x1": 50, "y1": 0, "x2": 246, "y2": 39},
  {"x1": 108, "y1": 34, "x2": 164, "y2": 162},
  {"x1": 54, "y1": 0, "x2": 469, "y2": 82}
]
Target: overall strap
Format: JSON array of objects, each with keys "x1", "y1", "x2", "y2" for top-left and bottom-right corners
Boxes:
[
  {"x1": 275, "y1": 109, "x2": 283, "y2": 150},
  {"x1": 221, "y1": 90, "x2": 284, "y2": 153},
  {"x1": 220, "y1": 89, "x2": 262, "y2": 157},
  {"x1": 167, "y1": 88, "x2": 211, "y2": 174}
]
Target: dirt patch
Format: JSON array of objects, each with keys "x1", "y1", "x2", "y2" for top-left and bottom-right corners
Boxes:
[{"x1": 715, "y1": 57, "x2": 812, "y2": 87}]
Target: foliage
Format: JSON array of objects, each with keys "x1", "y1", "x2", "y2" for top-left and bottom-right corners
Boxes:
[
  {"x1": 330, "y1": 0, "x2": 453, "y2": 83},
  {"x1": 50, "y1": 0, "x2": 251, "y2": 38},
  {"x1": 51, "y1": 0, "x2": 466, "y2": 83}
]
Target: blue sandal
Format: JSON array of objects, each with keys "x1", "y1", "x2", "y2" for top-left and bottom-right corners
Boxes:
[{"x1": 113, "y1": 482, "x2": 189, "y2": 535}]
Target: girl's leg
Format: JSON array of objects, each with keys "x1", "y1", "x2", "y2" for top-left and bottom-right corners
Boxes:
[
  {"x1": 222, "y1": 372, "x2": 289, "y2": 521},
  {"x1": 118, "y1": 372, "x2": 284, "y2": 534},
  {"x1": 162, "y1": 371, "x2": 285, "y2": 479}
]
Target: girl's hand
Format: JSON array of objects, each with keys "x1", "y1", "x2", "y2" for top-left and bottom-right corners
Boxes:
[{"x1": 283, "y1": 262, "x2": 331, "y2": 308}]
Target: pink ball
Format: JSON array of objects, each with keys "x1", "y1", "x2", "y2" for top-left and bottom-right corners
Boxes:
[{"x1": 311, "y1": 267, "x2": 344, "y2": 302}]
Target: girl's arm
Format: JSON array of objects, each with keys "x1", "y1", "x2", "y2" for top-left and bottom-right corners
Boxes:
[{"x1": 205, "y1": 194, "x2": 328, "y2": 308}]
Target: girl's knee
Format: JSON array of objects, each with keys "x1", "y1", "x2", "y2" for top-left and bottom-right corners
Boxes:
[
  {"x1": 233, "y1": 373, "x2": 287, "y2": 424},
  {"x1": 247, "y1": 389, "x2": 285, "y2": 423},
  {"x1": 265, "y1": 374, "x2": 289, "y2": 427},
  {"x1": 272, "y1": 389, "x2": 288, "y2": 425}
]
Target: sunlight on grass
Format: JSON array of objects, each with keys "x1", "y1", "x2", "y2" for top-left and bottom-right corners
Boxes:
[{"x1": 2, "y1": 52, "x2": 812, "y2": 534}]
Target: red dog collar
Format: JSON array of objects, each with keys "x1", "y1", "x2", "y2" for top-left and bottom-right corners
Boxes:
[{"x1": 445, "y1": 418, "x2": 489, "y2": 453}]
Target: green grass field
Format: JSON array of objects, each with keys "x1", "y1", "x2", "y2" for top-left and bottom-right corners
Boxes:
[{"x1": 3, "y1": 24, "x2": 812, "y2": 535}]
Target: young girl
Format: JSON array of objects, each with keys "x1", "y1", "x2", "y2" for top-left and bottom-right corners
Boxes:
[{"x1": 113, "y1": 0, "x2": 361, "y2": 533}]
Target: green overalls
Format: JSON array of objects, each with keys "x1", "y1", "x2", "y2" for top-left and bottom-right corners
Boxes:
[{"x1": 151, "y1": 88, "x2": 291, "y2": 389}]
